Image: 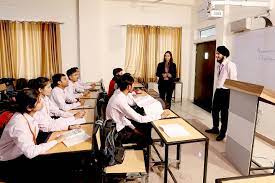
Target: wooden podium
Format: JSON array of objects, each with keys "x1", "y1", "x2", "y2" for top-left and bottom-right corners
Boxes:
[{"x1": 224, "y1": 80, "x2": 275, "y2": 175}]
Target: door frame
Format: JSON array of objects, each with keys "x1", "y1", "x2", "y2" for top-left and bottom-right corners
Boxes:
[{"x1": 193, "y1": 40, "x2": 217, "y2": 112}]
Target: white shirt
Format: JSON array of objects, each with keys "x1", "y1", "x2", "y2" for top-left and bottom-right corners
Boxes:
[
  {"x1": 43, "y1": 96, "x2": 73, "y2": 118},
  {"x1": 216, "y1": 59, "x2": 237, "y2": 89},
  {"x1": 50, "y1": 87, "x2": 81, "y2": 111},
  {"x1": 0, "y1": 113, "x2": 57, "y2": 161},
  {"x1": 77, "y1": 79, "x2": 92, "y2": 90},
  {"x1": 106, "y1": 90, "x2": 161, "y2": 132},
  {"x1": 65, "y1": 80, "x2": 84, "y2": 98},
  {"x1": 34, "y1": 96, "x2": 86, "y2": 132}
]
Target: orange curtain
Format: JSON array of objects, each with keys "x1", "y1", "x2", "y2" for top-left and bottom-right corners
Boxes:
[
  {"x1": 0, "y1": 20, "x2": 62, "y2": 79},
  {"x1": 0, "y1": 21, "x2": 17, "y2": 78},
  {"x1": 41, "y1": 23, "x2": 62, "y2": 77},
  {"x1": 125, "y1": 25, "x2": 182, "y2": 83}
]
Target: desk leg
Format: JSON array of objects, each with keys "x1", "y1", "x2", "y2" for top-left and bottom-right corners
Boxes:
[
  {"x1": 164, "y1": 145, "x2": 169, "y2": 183},
  {"x1": 203, "y1": 140, "x2": 209, "y2": 183},
  {"x1": 176, "y1": 144, "x2": 181, "y2": 169},
  {"x1": 180, "y1": 83, "x2": 183, "y2": 103}
]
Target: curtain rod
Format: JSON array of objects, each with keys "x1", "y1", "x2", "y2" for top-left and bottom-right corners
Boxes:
[
  {"x1": 0, "y1": 19, "x2": 64, "y2": 24},
  {"x1": 120, "y1": 24, "x2": 182, "y2": 27}
]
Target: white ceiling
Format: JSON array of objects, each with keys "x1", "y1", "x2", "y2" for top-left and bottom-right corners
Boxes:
[{"x1": 104, "y1": 0, "x2": 197, "y2": 6}]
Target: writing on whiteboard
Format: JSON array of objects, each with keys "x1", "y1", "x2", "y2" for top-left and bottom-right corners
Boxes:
[{"x1": 257, "y1": 48, "x2": 275, "y2": 62}]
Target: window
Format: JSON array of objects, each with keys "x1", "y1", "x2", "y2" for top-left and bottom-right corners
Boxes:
[{"x1": 199, "y1": 26, "x2": 216, "y2": 39}]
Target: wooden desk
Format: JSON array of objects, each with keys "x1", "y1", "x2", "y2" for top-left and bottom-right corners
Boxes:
[
  {"x1": 70, "y1": 108, "x2": 95, "y2": 122},
  {"x1": 163, "y1": 109, "x2": 178, "y2": 119},
  {"x1": 78, "y1": 98, "x2": 97, "y2": 108},
  {"x1": 151, "y1": 117, "x2": 208, "y2": 183},
  {"x1": 89, "y1": 85, "x2": 101, "y2": 92},
  {"x1": 216, "y1": 174, "x2": 275, "y2": 183},
  {"x1": 133, "y1": 82, "x2": 144, "y2": 88},
  {"x1": 153, "y1": 118, "x2": 206, "y2": 144},
  {"x1": 147, "y1": 89, "x2": 159, "y2": 98},
  {"x1": 71, "y1": 99, "x2": 97, "y2": 122},
  {"x1": 81, "y1": 91, "x2": 99, "y2": 99},
  {"x1": 44, "y1": 124, "x2": 93, "y2": 155}
]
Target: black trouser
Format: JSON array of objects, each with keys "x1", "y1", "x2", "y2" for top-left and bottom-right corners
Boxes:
[
  {"x1": 117, "y1": 121, "x2": 152, "y2": 149},
  {"x1": 212, "y1": 88, "x2": 230, "y2": 135},
  {"x1": 158, "y1": 81, "x2": 174, "y2": 108}
]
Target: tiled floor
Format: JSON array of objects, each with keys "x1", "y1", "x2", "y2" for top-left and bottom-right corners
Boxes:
[{"x1": 146, "y1": 100, "x2": 274, "y2": 183}]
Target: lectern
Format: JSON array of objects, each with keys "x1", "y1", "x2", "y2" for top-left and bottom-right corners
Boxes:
[{"x1": 224, "y1": 79, "x2": 275, "y2": 175}]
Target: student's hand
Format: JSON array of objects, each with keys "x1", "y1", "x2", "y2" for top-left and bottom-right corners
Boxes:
[
  {"x1": 69, "y1": 124, "x2": 81, "y2": 130},
  {"x1": 56, "y1": 135, "x2": 65, "y2": 143},
  {"x1": 90, "y1": 83, "x2": 96, "y2": 89},
  {"x1": 80, "y1": 100, "x2": 85, "y2": 106},
  {"x1": 83, "y1": 91, "x2": 90, "y2": 97},
  {"x1": 167, "y1": 73, "x2": 172, "y2": 78},
  {"x1": 161, "y1": 110, "x2": 170, "y2": 119},
  {"x1": 74, "y1": 111, "x2": 86, "y2": 119},
  {"x1": 162, "y1": 73, "x2": 167, "y2": 78}
]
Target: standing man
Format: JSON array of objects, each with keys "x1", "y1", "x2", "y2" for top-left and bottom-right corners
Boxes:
[{"x1": 205, "y1": 46, "x2": 237, "y2": 141}]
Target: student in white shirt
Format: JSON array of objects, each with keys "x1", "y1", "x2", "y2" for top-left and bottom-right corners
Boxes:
[
  {"x1": 66, "y1": 67, "x2": 88, "y2": 97},
  {"x1": 30, "y1": 77, "x2": 86, "y2": 135},
  {"x1": 0, "y1": 89, "x2": 65, "y2": 162},
  {"x1": 73, "y1": 67, "x2": 96, "y2": 90},
  {"x1": 205, "y1": 46, "x2": 237, "y2": 141},
  {"x1": 106, "y1": 73, "x2": 169, "y2": 148},
  {"x1": 50, "y1": 73, "x2": 84, "y2": 111}
]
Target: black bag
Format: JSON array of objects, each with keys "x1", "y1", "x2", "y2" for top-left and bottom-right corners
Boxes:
[
  {"x1": 96, "y1": 92, "x2": 109, "y2": 120},
  {"x1": 131, "y1": 105, "x2": 145, "y2": 116},
  {"x1": 92, "y1": 120, "x2": 125, "y2": 167}
]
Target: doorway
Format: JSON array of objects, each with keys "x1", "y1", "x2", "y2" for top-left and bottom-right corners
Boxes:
[{"x1": 194, "y1": 41, "x2": 216, "y2": 112}]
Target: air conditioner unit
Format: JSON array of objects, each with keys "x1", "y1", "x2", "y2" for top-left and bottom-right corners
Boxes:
[
  {"x1": 230, "y1": 18, "x2": 252, "y2": 33},
  {"x1": 207, "y1": 9, "x2": 223, "y2": 19}
]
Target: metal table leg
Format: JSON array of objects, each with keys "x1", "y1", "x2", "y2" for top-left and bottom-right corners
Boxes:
[
  {"x1": 176, "y1": 144, "x2": 181, "y2": 169},
  {"x1": 164, "y1": 145, "x2": 169, "y2": 183},
  {"x1": 203, "y1": 140, "x2": 209, "y2": 183}
]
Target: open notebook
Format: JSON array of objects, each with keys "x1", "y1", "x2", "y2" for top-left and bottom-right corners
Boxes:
[
  {"x1": 61, "y1": 129, "x2": 91, "y2": 147},
  {"x1": 159, "y1": 124, "x2": 190, "y2": 138}
]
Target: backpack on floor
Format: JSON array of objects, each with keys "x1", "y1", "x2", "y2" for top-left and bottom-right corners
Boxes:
[{"x1": 92, "y1": 120, "x2": 125, "y2": 168}]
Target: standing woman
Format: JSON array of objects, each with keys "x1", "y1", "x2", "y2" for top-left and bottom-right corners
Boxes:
[{"x1": 156, "y1": 51, "x2": 177, "y2": 109}]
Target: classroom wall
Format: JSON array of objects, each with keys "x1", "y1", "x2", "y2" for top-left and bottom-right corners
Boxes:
[
  {"x1": 0, "y1": 0, "x2": 79, "y2": 73},
  {"x1": 79, "y1": 0, "x2": 193, "y2": 99},
  {"x1": 189, "y1": 2, "x2": 268, "y2": 100},
  {"x1": 192, "y1": 1, "x2": 275, "y2": 140}
]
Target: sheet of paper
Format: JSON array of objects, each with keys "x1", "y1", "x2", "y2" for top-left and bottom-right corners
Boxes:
[
  {"x1": 62, "y1": 129, "x2": 91, "y2": 147},
  {"x1": 159, "y1": 124, "x2": 190, "y2": 138}
]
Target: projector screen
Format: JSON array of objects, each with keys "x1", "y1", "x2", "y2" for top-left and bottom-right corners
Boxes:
[{"x1": 232, "y1": 26, "x2": 275, "y2": 90}]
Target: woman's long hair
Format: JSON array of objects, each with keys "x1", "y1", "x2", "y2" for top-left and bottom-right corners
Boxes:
[{"x1": 163, "y1": 51, "x2": 174, "y2": 63}]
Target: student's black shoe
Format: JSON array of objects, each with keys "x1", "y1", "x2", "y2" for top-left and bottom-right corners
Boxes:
[
  {"x1": 216, "y1": 134, "x2": 225, "y2": 141},
  {"x1": 205, "y1": 128, "x2": 219, "y2": 134}
]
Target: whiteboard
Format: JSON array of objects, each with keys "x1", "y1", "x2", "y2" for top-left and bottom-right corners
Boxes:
[{"x1": 232, "y1": 26, "x2": 275, "y2": 90}]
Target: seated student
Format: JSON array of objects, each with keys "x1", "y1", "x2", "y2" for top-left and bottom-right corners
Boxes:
[
  {"x1": 73, "y1": 67, "x2": 95, "y2": 90},
  {"x1": 108, "y1": 68, "x2": 123, "y2": 97},
  {"x1": 50, "y1": 73, "x2": 84, "y2": 111},
  {"x1": 15, "y1": 78, "x2": 28, "y2": 91},
  {"x1": 27, "y1": 79, "x2": 37, "y2": 89},
  {"x1": 66, "y1": 67, "x2": 87, "y2": 97},
  {"x1": 0, "y1": 89, "x2": 64, "y2": 161},
  {"x1": 106, "y1": 73, "x2": 169, "y2": 148},
  {"x1": 30, "y1": 77, "x2": 86, "y2": 133}
]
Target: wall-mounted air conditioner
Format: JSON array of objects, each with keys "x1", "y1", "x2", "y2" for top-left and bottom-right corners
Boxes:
[{"x1": 230, "y1": 18, "x2": 252, "y2": 33}]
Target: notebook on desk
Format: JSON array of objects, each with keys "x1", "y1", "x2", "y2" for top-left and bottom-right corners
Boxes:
[
  {"x1": 159, "y1": 124, "x2": 190, "y2": 138},
  {"x1": 61, "y1": 129, "x2": 91, "y2": 147}
]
